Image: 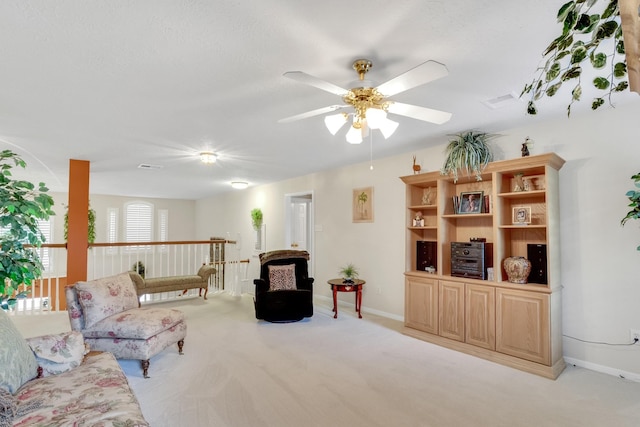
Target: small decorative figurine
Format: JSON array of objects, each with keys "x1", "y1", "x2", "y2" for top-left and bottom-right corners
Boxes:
[
  {"x1": 412, "y1": 155, "x2": 421, "y2": 174},
  {"x1": 413, "y1": 213, "x2": 424, "y2": 227},
  {"x1": 421, "y1": 187, "x2": 433, "y2": 205},
  {"x1": 521, "y1": 137, "x2": 531, "y2": 157}
]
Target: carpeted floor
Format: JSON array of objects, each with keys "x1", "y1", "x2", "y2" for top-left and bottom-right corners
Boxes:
[{"x1": 116, "y1": 293, "x2": 640, "y2": 427}]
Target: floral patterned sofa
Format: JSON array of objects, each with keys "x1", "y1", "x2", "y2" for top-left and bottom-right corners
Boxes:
[{"x1": 0, "y1": 309, "x2": 149, "y2": 426}]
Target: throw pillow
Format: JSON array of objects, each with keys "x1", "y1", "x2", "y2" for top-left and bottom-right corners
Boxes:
[
  {"x1": 0, "y1": 310, "x2": 38, "y2": 394},
  {"x1": 26, "y1": 331, "x2": 87, "y2": 377},
  {"x1": 75, "y1": 272, "x2": 139, "y2": 328},
  {"x1": 268, "y1": 264, "x2": 297, "y2": 291}
]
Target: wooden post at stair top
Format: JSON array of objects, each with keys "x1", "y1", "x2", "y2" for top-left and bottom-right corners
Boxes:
[{"x1": 66, "y1": 159, "x2": 90, "y2": 288}]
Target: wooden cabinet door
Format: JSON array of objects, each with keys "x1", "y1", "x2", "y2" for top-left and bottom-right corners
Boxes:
[
  {"x1": 405, "y1": 276, "x2": 438, "y2": 334},
  {"x1": 496, "y1": 289, "x2": 550, "y2": 365},
  {"x1": 465, "y1": 284, "x2": 495, "y2": 350},
  {"x1": 439, "y1": 280, "x2": 465, "y2": 341}
]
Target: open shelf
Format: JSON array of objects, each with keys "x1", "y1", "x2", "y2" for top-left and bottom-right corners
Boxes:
[{"x1": 400, "y1": 153, "x2": 566, "y2": 379}]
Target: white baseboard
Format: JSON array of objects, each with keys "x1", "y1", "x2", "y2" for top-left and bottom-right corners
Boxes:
[
  {"x1": 314, "y1": 295, "x2": 404, "y2": 322},
  {"x1": 316, "y1": 295, "x2": 640, "y2": 382},
  {"x1": 564, "y1": 356, "x2": 640, "y2": 382}
]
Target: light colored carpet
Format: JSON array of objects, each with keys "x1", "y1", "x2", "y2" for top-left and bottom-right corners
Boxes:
[{"x1": 115, "y1": 293, "x2": 640, "y2": 427}]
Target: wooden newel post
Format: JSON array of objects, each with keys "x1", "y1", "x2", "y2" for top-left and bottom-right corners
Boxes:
[{"x1": 66, "y1": 159, "x2": 90, "y2": 289}]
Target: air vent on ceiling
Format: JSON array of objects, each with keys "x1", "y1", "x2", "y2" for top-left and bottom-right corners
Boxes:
[
  {"x1": 481, "y1": 92, "x2": 519, "y2": 109},
  {"x1": 137, "y1": 163, "x2": 164, "y2": 170}
]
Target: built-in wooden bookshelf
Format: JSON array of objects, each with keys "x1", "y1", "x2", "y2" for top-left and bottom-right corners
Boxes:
[{"x1": 400, "y1": 153, "x2": 565, "y2": 379}]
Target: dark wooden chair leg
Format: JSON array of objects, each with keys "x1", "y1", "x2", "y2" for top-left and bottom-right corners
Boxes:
[
  {"x1": 141, "y1": 359, "x2": 150, "y2": 378},
  {"x1": 177, "y1": 339, "x2": 184, "y2": 355}
]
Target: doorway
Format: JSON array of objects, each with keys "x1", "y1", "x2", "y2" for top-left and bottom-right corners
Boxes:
[{"x1": 284, "y1": 191, "x2": 314, "y2": 276}]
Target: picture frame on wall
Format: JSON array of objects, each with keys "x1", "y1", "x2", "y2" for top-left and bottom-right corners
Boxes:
[
  {"x1": 512, "y1": 206, "x2": 532, "y2": 225},
  {"x1": 458, "y1": 191, "x2": 484, "y2": 214},
  {"x1": 353, "y1": 187, "x2": 374, "y2": 223}
]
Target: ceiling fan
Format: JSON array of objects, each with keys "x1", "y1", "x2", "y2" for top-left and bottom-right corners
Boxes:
[{"x1": 279, "y1": 59, "x2": 452, "y2": 144}]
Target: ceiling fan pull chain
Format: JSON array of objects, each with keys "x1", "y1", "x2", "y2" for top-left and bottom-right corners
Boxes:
[{"x1": 370, "y1": 132, "x2": 374, "y2": 171}]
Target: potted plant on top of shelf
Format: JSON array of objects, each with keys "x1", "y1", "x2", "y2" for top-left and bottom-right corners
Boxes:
[
  {"x1": 339, "y1": 263, "x2": 359, "y2": 283},
  {"x1": 441, "y1": 131, "x2": 495, "y2": 183}
]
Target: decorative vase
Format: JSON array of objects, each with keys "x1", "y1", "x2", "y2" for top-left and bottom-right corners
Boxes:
[{"x1": 503, "y1": 256, "x2": 532, "y2": 284}]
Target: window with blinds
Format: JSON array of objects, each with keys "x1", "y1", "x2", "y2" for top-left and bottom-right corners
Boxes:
[
  {"x1": 124, "y1": 202, "x2": 153, "y2": 251},
  {"x1": 158, "y1": 209, "x2": 168, "y2": 252},
  {"x1": 106, "y1": 208, "x2": 119, "y2": 254},
  {"x1": 36, "y1": 218, "x2": 53, "y2": 272}
]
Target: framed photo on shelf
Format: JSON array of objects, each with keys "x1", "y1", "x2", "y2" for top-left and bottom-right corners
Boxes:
[
  {"x1": 512, "y1": 206, "x2": 532, "y2": 225},
  {"x1": 353, "y1": 187, "x2": 374, "y2": 223},
  {"x1": 458, "y1": 191, "x2": 483, "y2": 214}
]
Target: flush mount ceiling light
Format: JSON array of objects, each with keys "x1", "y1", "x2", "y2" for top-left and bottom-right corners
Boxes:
[
  {"x1": 231, "y1": 181, "x2": 248, "y2": 190},
  {"x1": 279, "y1": 59, "x2": 452, "y2": 144},
  {"x1": 199, "y1": 151, "x2": 217, "y2": 164}
]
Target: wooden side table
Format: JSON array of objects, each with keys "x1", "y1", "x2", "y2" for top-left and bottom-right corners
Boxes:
[{"x1": 327, "y1": 279, "x2": 365, "y2": 319}]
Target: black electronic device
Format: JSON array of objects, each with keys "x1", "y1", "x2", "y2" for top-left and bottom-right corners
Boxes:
[
  {"x1": 416, "y1": 241, "x2": 437, "y2": 271},
  {"x1": 527, "y1": 244, "x2": 548, "y2": 284},
  {"x1": 450, "y1": 241, "x2": 493, "y2": 280}
]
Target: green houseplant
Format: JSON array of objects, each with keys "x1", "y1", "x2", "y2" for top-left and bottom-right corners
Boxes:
[
  {"x1": 0, "y1": 150, "x2": 55, "y2": 309},
  {"x1": 521, "y1": 0, "x2": 628, "y2": 116},
  {"x1": 339, "y1": 263, "x2": 359, "y2": 283},
  {"x1": 621, "y1": 172, "x2": 640, "y2": 250},
  {"x1": 251, "y1": 208, "x2": 263, "y2": 231},
  {"x1": 63, "y1": 204, "x2": 96, "y2": 244},
  {"x1": 132, "y1": 261, "x2": 146, "y2": 278},
  {"x1": 441, "y1": 131, "x2": 494, "y2": 183}
]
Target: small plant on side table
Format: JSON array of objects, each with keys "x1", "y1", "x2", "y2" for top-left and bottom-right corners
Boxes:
[{"x1": 339, "y1": 263, "x2": 359, "y2": 283}]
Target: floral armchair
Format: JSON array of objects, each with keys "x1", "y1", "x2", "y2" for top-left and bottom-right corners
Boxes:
[
  {"x1": 65, "y1": 272, "x2": 187, "y2": 378},
  {"x1": 253, "y1": 250, "x2": 314, "y2": 322}
]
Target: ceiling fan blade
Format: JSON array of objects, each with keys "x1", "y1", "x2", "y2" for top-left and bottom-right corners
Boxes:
[
  {"x1": 278, "y1": 105, "x2": 348, "y2": 123},
  {"x1": 283, "y1": 71, "x2": 348, "y2": 96},
  {"x1": 387, "y1": 102, "x2": 452, "y2": 125},
  {"x1": 376, "y1": 61, "x2": 448, "y2": 97}
]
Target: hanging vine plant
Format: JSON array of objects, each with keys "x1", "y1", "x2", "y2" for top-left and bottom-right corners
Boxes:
[
  {"x1": 521, "y1": 0, "x2": 628, "y2": 116},
  {"x1": 63, "y1": 205, "x2": 96, "y2": 244}
]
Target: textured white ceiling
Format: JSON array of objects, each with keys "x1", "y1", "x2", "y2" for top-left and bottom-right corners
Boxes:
[{"x1": 0, "y1": 0, "x2": 635, "y2": 199}]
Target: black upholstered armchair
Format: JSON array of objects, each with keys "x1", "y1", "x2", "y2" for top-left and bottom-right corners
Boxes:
[{"x1": 253, "y1": 250, "x2": 314, "y2": 322}]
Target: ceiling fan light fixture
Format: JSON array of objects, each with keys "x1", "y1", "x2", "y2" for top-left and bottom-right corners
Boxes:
[
  {"x1": 231, "y1": 181, "x2": 249, "y2": 190},
  {"x1": 346, "y1": 125, "x2": 363, "y2": 144},
  {"x1": 200, "y1": 151, "x2": 217, "y2": 164},
  {"x1": 379, "y1": 118, "x2": 399, "y2": 139},
  {"x1": 324, "y1": 113, "x2": 348, "y2": 135},
  {"x1": 365, "y1": 107, "x2": 387, "y2": 129}
]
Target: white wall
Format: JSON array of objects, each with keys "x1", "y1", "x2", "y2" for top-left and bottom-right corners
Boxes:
[
  {"x1": 195, "y1": 100, "x2": 640, "y2": 377},
  {"x1": 49, "y1": 193, "x2": 198, "y2": 243}
]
